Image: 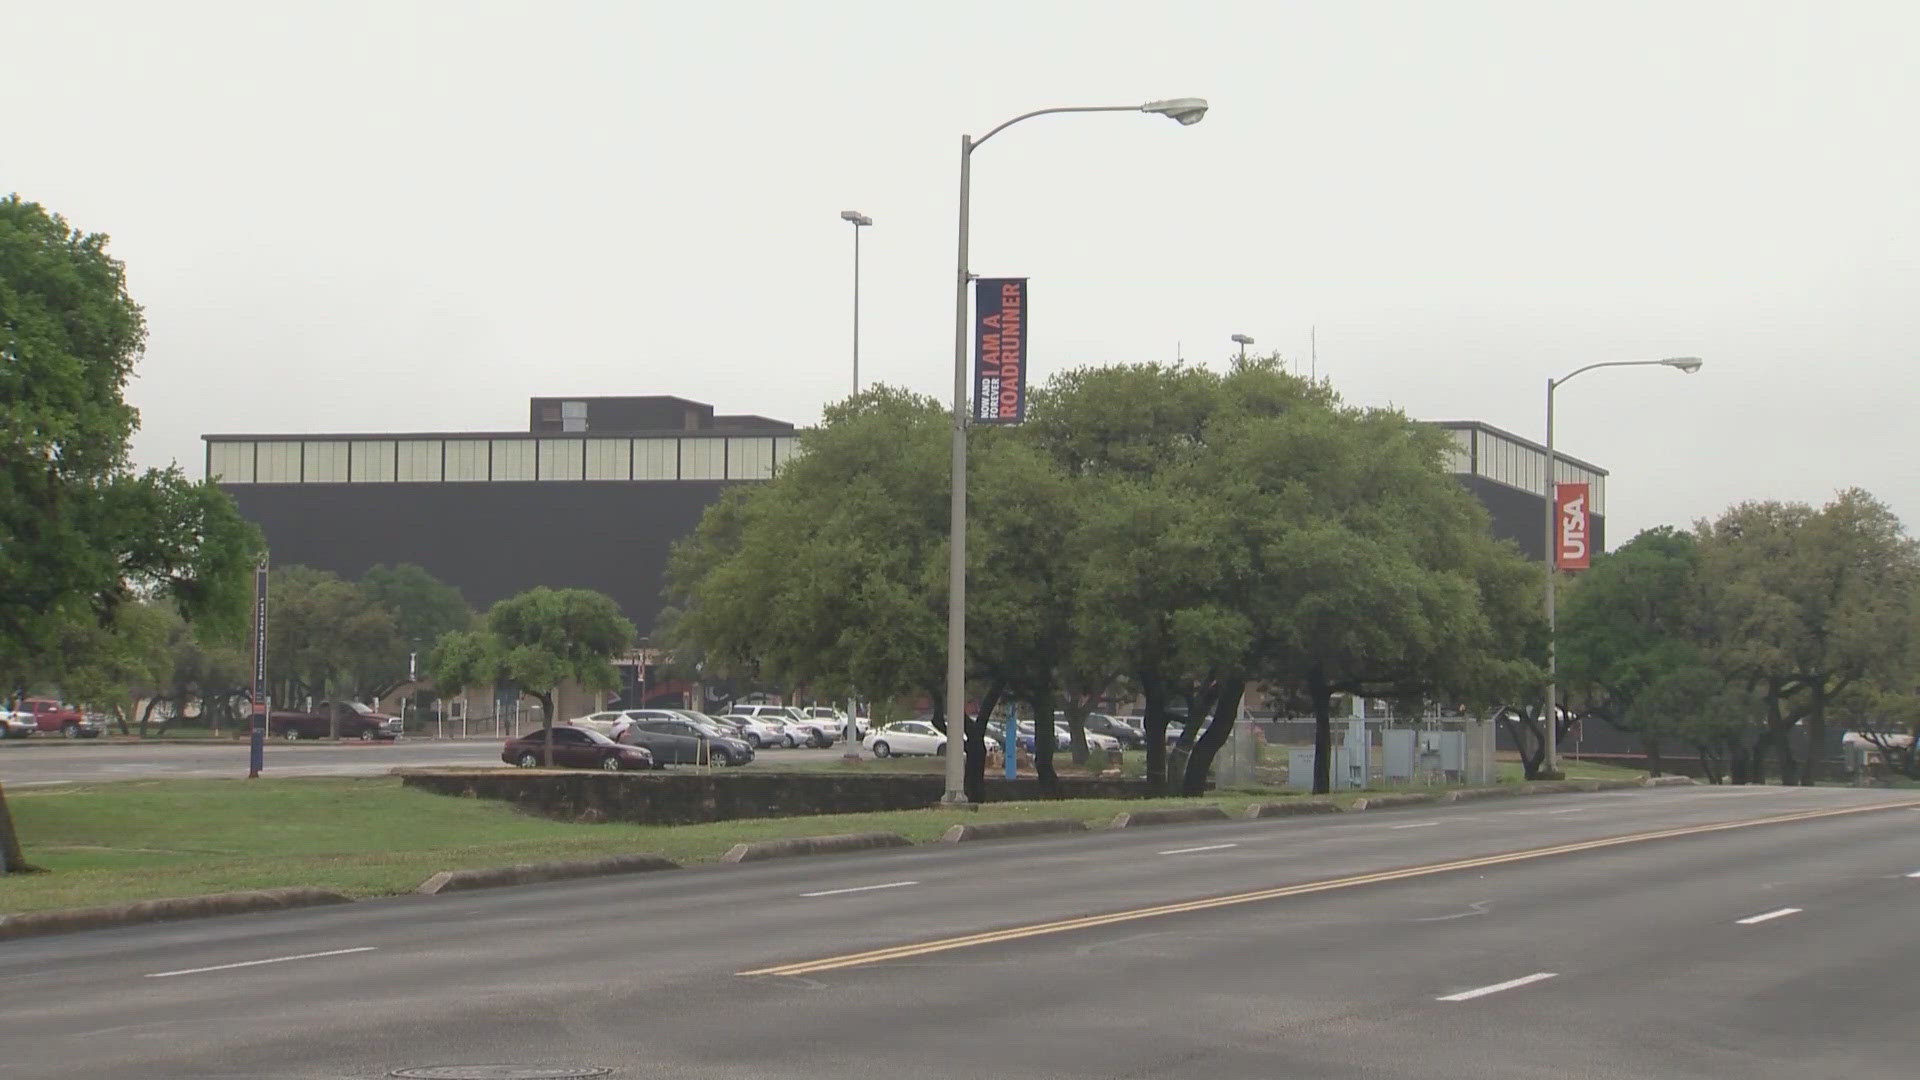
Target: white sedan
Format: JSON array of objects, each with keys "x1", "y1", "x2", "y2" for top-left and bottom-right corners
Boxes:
[
  {"x1": 863, "y1": 721, "x2": 947, "y2": 758},
  {"x1": 717, "y1": 713, "x2": 789, "y2": 749}
]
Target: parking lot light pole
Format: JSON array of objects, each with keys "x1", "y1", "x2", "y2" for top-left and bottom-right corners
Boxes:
[
  {"x1": 1541, "y1": 356, "x2": 1702, "y2": 778},
  {"x1": 942, "y1": 97, "x2": 1209, "y2": 805},
  {"x1": 840, "y1": 209, "x2": 872, "y2": 760},
  {"x1": 1231, "y1": 333, "x2": 1253, "y2": 363}
]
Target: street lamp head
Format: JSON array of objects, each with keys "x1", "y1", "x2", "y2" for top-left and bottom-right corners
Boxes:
[
  {"x1": 1231, "y1": 333, "x2": 1254, "y2": 346},
  {"x1": 1141, "y1": 97, "x2": 1209, "y2": 125},
  {"x1": 1662, "y1": 356, "x2": 1704, "y2": 374},
  {"x1": 840, "y1": 210, "x2": 873, "y2": 226}
]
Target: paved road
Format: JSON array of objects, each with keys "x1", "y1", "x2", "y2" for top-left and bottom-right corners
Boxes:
[
  {"x1": 4, "y1": 785, "x2": 1917, "y2": 1079},
  {"x1": 0, "y1": 740, "x2": 848, "y2": 785}
]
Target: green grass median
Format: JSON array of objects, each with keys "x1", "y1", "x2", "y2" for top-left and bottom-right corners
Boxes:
[
  {"x1": 0, "y1": 777, "x2": 1287, "y2": 914},
  {"x1": 0, "y1": 758, "x2": 1648, "y2": 915}
]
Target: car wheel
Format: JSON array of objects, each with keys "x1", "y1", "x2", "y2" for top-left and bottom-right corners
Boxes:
[
  {"x1": 746, "y1": 734, "x2": 762, "y2": 749},
  {"x1": 935, "y1": 743, "x2": 947, "y2": 757},
  {"x1": 783, "y1": 734, "x2": 797, "y2": 748},
  {"x1": 61, "y1": 723, "x2": 80, "y2": 739},
  {"x1": 517, "y1": 752, "x2": 539, "y2": 768},
  {"x1": 601, "y1": 755, "x2": 623, "y2": 771},
  {"x1": 283, "y1": 729, "x2": 301, "y2": 741},
  {"x1": 872, "y1": 741, "x2": 890, "y2": 758},
  {"x1": 359, "y1": 730, "x2": 376, "y2": 742}
]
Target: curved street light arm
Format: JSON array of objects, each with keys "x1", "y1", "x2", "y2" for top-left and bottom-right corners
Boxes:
[
  {"x1": 1551, "y1": 358, "x2": 1672, "y2": 389},
  {"x1": 971, "y1": 104, "x2": 1145, "y2": 152}
]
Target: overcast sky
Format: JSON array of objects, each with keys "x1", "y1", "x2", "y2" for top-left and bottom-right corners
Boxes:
[{"x1": 7, "y1": 1, "x2": 1916, "y2": 542}]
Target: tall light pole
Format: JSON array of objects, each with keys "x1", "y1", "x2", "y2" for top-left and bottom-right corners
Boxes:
[
  {"x1": 1231, "y1": 333, "x2": 1254, "y2": 363},
  {"x1": 1541, "y1": 355, "x2": 1702, "y2": 778},
  {"x1": 840, "y1": 209, "x2": 872, "y2": 758},
  {"x1": 942, "y1": 97, "x2": 1209, "y2": 804}
]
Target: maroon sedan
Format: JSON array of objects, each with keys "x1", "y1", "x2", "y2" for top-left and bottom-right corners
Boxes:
[{"x1": 501, "y1": 726, "x2": 655, "y2": 771}]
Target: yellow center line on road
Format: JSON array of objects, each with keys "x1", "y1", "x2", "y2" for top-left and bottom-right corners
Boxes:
[{"x1": 737, "y1": 799, "x2": 1920, "y2": 977}]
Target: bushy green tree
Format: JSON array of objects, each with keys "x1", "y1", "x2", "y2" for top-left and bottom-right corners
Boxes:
[
  {"x1": 0, "y1": 194, "x2": 259, "y2": 671},
  {"x1": 428, "y1": 587, "x2": 634, "y2": 765}
]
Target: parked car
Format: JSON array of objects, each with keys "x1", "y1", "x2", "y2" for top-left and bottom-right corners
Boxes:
[
  {"x1": 617, "y1": 715, "x2": 752, "y2": 766},
  {"x1": 502, "y1": 726, "x2": 654, "y2": 770},
  {"x1": 729, "y1": 704, "x2": 834, "y2": 747},
  {"x1": 13, "y1": 698, "x2": 105, "y2": 738},
  {"x1": 0, "y1": 708, "x2": 35, "y2": 739},
  {"x1": 566, "y1": 711, "x2": 630, "y2": 737},
  {"x1": 803, "y1": 706, "x2": 869, "y2": 739},
  {"x1": 1054, "y1": 712, "x2": 1147, "y2": 749},
  {"x1": 267, "y1": 701, "x2": 402, "y2": 741},
  {"x1": 1010, "y1": 720, "x2": 1122, "y2": 754},
  {"x1": 864, "y1": 720, "x2": 947, "y2": 758},
  {"x1": 708, "y1": 713, "x2": 786, "y2": 749},
  {"x1": 780, "y1": 708, "x2": 835, "y2": 747}
]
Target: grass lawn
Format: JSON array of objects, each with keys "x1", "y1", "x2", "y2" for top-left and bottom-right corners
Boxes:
[
  {"x1": 0, "y1": 776, "x2": 1329, "y2": 914},
  {"x1": 0, "y1": 757, "x2": 1648, "y2": 916}
]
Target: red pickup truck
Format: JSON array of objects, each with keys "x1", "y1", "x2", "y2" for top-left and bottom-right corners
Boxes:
[
  {"x1": 265, "y1": 701, "x2": 402, "y2": 741},
  {"x1": 10, "y1": 698, "x2": 105, "y2": 739}
]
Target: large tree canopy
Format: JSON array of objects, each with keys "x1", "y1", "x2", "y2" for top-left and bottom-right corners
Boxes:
[
  {"x1": 668, "y1": 359, "x2": 1543, "y2": 796},
  {"x1": 0, "y1": 193, "x2": 258, "y2": 669}
]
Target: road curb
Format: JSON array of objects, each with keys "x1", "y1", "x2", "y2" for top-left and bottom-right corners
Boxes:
[
  {"x1": 1442, "y1": 786, "x2": 1526, "y2": 802},
  {"x1": 1643, "y1": 775, "x2": 1699, "y2": 787},
  {"x1": 416, "y1": 853, "x2": 680, "y2": 895},
  {"x1": 1349, "y1": 792, "x2": 1441, "y2": 811},
  {"x1": 0, "y1": 886, "x2": 349, "y2": 940},
  {"x1": 1245, "y1": 798, "x2": 1345, "y2": 818},
  {"x1": 1109, "y1": 806, "x2": 1233, "y2": 828},
  {"x1": 940, "y1": 818, "x2": 1087, "y2": 843},
  {"x1": 720, "y1": 832, "x2": 913, "y2": 863}
]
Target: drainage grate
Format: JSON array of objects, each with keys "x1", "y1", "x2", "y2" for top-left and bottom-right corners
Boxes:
[
  {"x1": 382, "y1": 1060, "x2": 606, "y2": 1068},
  {"x1": 391, "y1": 1069, "x2": 614, "y2": 1079}
]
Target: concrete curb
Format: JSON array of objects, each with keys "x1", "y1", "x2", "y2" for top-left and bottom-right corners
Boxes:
[
  {"x1": 1442, "y1": 786, "x2": 1527, "y2": 802},
  {"x1": 1518, "y1": 781, "x2": 1590, "y2": 795},
  {"x1": 940, "y1": 818, "x2": 1087, "y2": 843},
  {"x1": 1349, "y1": 792, "x2": 1441, "y2": 811},
  {"x1": 1643, "y1": 775, "x2": 1699, "y2": 787},
  {"x1": 1245, "y1": 798, "x2": 1345, "y2": 818},
  {"x1": 416, "y1": 853, "x2": 679, "y2": 895},
  {"x1": 0, "y1": 887, "x2": 349, "y2": 941},
  {"x1": 1109, "y1": 806, "x2": 1233, "y2": 829},
  {"x1": 720, "y1": 832, "x2": 913, "y2": 863}
]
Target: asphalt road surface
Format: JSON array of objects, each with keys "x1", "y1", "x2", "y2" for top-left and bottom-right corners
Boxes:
[
  {"x1": 0, "y1": 740, "x2": 848, "y2": 786},
  {"x1": 5, "y1": 785, "x2": 1918, "y2": 1079}
]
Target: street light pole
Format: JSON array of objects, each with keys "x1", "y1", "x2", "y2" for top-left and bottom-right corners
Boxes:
[
  {"x1": 1231, "y1": 333, "x2": 1254, "y2": 363},
  {"x1": 1541, "y1": 356, "x2": 1702, "y2": 778},
  {"x1": 941, "y1": 98, "x2": 1208, "y2": 804},
  {"x1": 840, "y1": 209, "x2": 871, "y2": 759}
]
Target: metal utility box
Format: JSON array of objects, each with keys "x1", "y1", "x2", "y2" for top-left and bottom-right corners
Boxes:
[
  {"x1": 1383, "y1": 728, "x2": 1417, "y2": 781},
  {"x1": 1287, "y1": 747, "x2": 1316, "y2": 791}
]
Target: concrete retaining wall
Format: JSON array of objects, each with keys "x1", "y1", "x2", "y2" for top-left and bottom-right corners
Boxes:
[{"x1": 399, "y1": 769, "x2": 1152, "y2": 825}]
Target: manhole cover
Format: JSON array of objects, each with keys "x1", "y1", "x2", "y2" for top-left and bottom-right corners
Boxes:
[{"x1": 391, "y1": 1069, "x2": 613, "y2": 1079}]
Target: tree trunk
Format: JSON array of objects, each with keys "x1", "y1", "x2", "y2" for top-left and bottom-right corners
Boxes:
[
  {"x1": 1030, "y1": 686, "x2": 1058, "y2": 796},
  {"x1": 1497, "y1": 708, "x2": 1546, "y2": 779},
  {"x1": 1180, "y1": 678, "x2": 1244, "y2": 796},
  {"x1": 136, "y1": 696, "x2": 161, "y2": 739},
  {"x1": 1141, "y1": 671, "x2": 1170, "y2": 789},
  {"x1": 0, "y1": 782, "x2": 32, "y2": 875},
  {"x1": 964, "y1": 683, "x2": 1004, "y2": 806},
  {"x1": 1801, "y1": 679, "x2": 1827, "y2": 786},
  {"x1": 1309, "y1": 667, "x2": 1333, "y2": 796},
  {"x1": 1645, "y1": 734, "x2": 1664, "y2": 778},
  {"x1": 539, "y1": 691, "x2": 556, "y2": 767}
]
